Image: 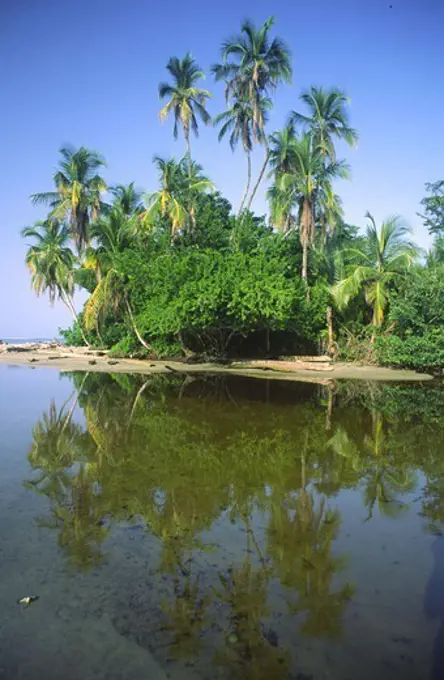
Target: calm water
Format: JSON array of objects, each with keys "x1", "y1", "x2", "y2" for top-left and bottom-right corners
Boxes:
[{"x1": 1, "y1": 366, "x2": 444, "y2": 680}]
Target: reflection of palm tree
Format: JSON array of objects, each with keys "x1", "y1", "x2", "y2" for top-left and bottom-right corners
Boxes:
[
  {"x1": 214, "y1": 560, "x2": 290, "y2": 680},
  {"x1": 26, "y1": 393, "x2": 108, "y2": 569},
  {"x1": 268, "y1": 488, "x2": 353, "y2": 638},
  {"x1": 324, "y1": 425, "x2": 364, "y2": 494},
  {"x1": 362, "y1": 413, "x2": 416, "y2": 521},
  {"x1": 38, "y1": 464, "x2": 108, "y2": 569},
  {"x1": 161, "y1": 574, "x2": 212, "y2": 660}
]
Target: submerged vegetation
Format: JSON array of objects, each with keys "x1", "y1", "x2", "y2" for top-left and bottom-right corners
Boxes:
[{"x1": 21, "y1": 16, "x2": 444, "y2": 370}]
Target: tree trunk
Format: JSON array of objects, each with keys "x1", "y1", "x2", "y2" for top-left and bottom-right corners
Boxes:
[
  {"x1": 185, "y1": 131, "x2": 195, "y2": 233},
  {"x1": 302, "y1": 240, "x2": 308, "y2": 281},
  {"x1": 246, "y1": 136, "x2": 270, "y2": 211},
  {"x1": 124, "y1": 296, "x2": 153, "y2": 353},
  {"x1": 61, "y1": 291, "x2": 90, "y2": 347},
  {"x1": 326, "y1": 305, "x2": 334, "y2": 356},
  {"x1": 238, "y1": 150, "x2": 252, "y2": 215}
]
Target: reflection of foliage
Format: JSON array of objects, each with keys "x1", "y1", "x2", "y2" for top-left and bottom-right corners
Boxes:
[
  {"x1": 26, "y1": 393, "x2": 109, "y2": 568},
  {"x1": 268, "y1": 487, "x2": 353, "y2": 638},
  {"x1": 214, "y1": 560, "x2": 290, "y2": 680},
  {"x1": 362, "y1": 413, "x2": 416, "y2": 521},
  {"x1": 24, "y1": 371, "x2": 444, "y2": 671},
  {"x1": 161, "y1": 574, "x2": 212, "y2": 660}
]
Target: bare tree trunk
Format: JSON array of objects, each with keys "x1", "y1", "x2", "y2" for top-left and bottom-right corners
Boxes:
[
  {"x1": 326, "y1": 305, "x2": 334, "y2": 356},
  {"x1": 185, "y1": 131, "x2": 195, "y2": 233},
  {"x1": 61, "y1": 290, "x2": 90, "y2": 347},
  {"x1": 238, "y1": 150, "x2": 252, "y2": 215},
  {"x1": 246, "y1": 137, "x2": 270, "y2": 211},
  {"x1": 302, "y1": 240, "x2": 308, "y2": 281},
  {"x1": 124, "y1": 296, "x2": 153, "y2": 353}
]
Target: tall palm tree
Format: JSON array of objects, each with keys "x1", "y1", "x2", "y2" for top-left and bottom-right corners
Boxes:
[
  {"x1": 31, "y1": 146, "x2": 107, "y2": 253},
  {"x1": 21, "y1": 218, "x2": 89, "y2": 345},
  {"x1": 331, "y1": 212, "x2": 420, "y2": 331},
  {"x1": 291, "y1": 86, "x2": 358, "y2": 159},
  {"x1": 276, "y1": 134, "x2": 349, "y2": 279},
  {"x1": 83, "y1": 207, "x2": 151, "y2": 351},
  {"x1": 159, "y1": 53, "x2": 211, "y2": 177},
  {"x1": 212, "y1": 17, "x2": 292, "y2": 210},
  {"x1": 214, "y1": 98, "x2": 254, "y2": 215},
  {"x1": 267, "y1": 122, "x2": 298, "y2": 230},
  {"x1": 214, "y1": 95, "x2": 271, "y2": 214},
  {"x1": 143, "y1": 156, "x2": 213, "y2": 237}
]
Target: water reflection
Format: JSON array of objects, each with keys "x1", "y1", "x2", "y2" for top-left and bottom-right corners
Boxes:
[{"x1": 24, "y1": 372, "x2": 444, "y2": 678}]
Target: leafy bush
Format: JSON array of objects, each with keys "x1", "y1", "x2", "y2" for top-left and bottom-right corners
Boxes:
[
  {"x1": 109, "y1": 335, "x2": 145, "y2": 358},
  {"x1": 375, "y1": 331, "x2": 444, "y2": 373}
]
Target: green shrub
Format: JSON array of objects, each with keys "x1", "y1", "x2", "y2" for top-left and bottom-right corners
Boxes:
[{"x1": 375, "y1": 331, "x2": 444, "y2": 373}]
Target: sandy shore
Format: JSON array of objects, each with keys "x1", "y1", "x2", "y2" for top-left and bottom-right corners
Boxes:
[{"x1": 0, "y1": 346, "x2": 433, "y2": 383}]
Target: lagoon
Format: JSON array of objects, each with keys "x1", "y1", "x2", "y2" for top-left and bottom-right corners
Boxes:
[{"x1": 0, "y1": 365, "x2": 443, "y2": 679}]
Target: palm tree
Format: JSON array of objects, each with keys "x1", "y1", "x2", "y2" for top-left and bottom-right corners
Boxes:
[
  {"x1": 214, "y1": 97, "x2": 258, "y2": 214},
  {"x1": 291, "y1": 86, "x2": 358, "y2": 159},
  {"x1": 31, "y1": 146, "x2": 107, "y2": 253},
  {"x1": 143, "y1": 156, "x2": 213, "y2": 237},
  {"x1": 275, "y1": 134, "x2": 349, "y2": 279},
  {"x1": 318, "y1": 183, "x2": 344, "y2": 243},
  {"x1": 83, "y1": 207, "x2": 151, "y2": 351},
  {"x1": 22, "y1": 218, "x2": 89, "y2": 345},
  {"x1": 331, "y1": 212, "x2": 420, "y2": 332},
  {"x1": 159, "y1": 53, "x2": 211, "y2": 177},
  {"x1": 213, "y1": 17, "x2": 292, "y2": 209},
  {"x1": 267, "y1": 122, "x2": 298, "y2": 230},
  {"x1": 108, "y1": 183, "x2": 143, "y2": 217}
]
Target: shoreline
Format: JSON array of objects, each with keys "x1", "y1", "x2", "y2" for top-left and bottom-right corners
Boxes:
[{"x1": 0, "y1": 346, "x2": 434, "y2": 383}]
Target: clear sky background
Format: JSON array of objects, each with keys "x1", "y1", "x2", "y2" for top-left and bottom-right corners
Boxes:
[{"x1": 0, "y1": 0, "x2": 442, "y2": 338}]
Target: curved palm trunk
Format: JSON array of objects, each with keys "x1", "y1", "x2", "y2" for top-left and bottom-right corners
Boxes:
[
  {"x1": 246, "y1": 135, "x2": 270, "y2": 211},
  {"x1": 124, "y1": 295, "x2": 153, "y2": 353},
  {"x1": 61, "y1": 290, "x2": 90, "y2": 347},
  {"x1": 238, "y1": 150, "x2": 252, "y2": 215}
]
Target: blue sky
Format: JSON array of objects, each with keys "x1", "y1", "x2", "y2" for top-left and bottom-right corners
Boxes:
[{"x1": 0, "y1": 0, "x2": 442, "y2": 337}]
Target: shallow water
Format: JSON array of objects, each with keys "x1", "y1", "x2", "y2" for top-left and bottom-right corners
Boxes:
[{"x1": 1, "y1": 366, "x2": 444, "y2": 680}]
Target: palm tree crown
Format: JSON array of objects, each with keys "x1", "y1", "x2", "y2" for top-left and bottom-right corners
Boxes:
[
  {"x1": 291, "y1": 86, "x2": 358, "y2": 159},
  {"x1": 331, "y1": 212, "x2": 420, "y2": 326},
  {"x1": 214, "y1": 95, "x2": 270, "y2": 214},
  {"x1": 22, "y1": 219, "x2": 76, "y2": 304},
  {"x1": 31, "y1": 146, "x2": 107, "y2": 253},
  {"x1": 159, "y1": 53, "x2": 211, "y2": 164},
  {"x1": 213, "y1": 17, "x2": 291, "y2": 129},
  {"x1": 143, "y1": 156, "x2": 213, "y2": 236},
  {"x1": 212, "y1": 17, "x2": 292, "y2": 210}
]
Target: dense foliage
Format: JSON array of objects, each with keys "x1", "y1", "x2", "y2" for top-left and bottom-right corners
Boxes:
[{"x1": 21, "y1": 16, "x2": 444, "y2": 369}]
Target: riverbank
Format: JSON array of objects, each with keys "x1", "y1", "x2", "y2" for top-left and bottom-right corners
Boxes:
[{"x1": 0, "y1": 344, "x2": 434, "y2": 382}]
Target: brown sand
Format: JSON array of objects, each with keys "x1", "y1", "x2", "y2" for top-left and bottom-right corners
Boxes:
[{"x1": 0, "y1": 346, "x2": 433, "y2": 383}]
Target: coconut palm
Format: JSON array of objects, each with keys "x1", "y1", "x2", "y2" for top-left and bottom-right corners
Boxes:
[
  {"x1": 31, "y1": 146, "x2": 107, "y2": 253},
  {"x1": 143, "y1": 156, "x2": 213, "y2": 236},
  {"x1": 266, "y1": 122, "x2": 298, "y2": 230},
  {"x1": 83, "y1": 208, "x2": 151, "y2": 351},
  {"x1": 159, "y1": 53, "x2": 211, "y2": 176},
  {"x1": 212, "y1": 17, "x2": 292, "y2": 209},
  {"x1": 108, "y1": 183, "x2": 143, "y2": 217},
  {"x1": 318, "y1": 183, "x2": 344, "y2": 243},
  {"x1": 214, "y1": 96, "x2": 267, "y2": 214},
  {"x1": 331, "y1": 212, "x2": 420, "y2": 330},
  {"x1": 22, "y1": 218, "x2": 89, "y2": 345},
  {"x1": 275, "y1": 134, "x2": 349, "y2": 279},
  {"x1": 291, "y1": 86, "x2": 358, "y2": 159}
]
